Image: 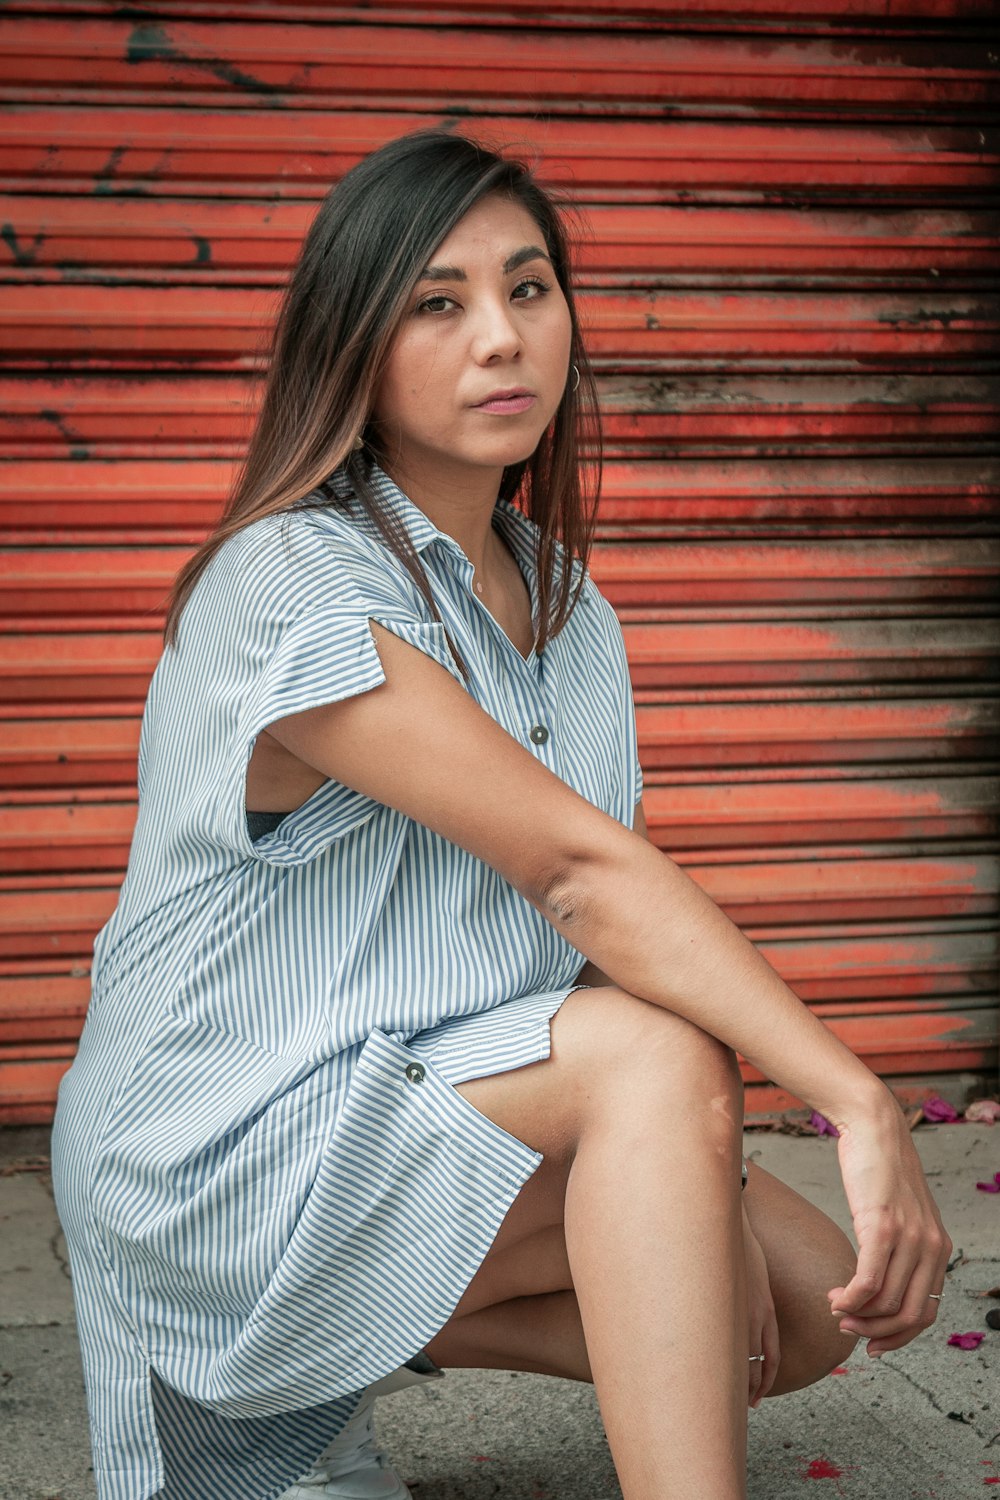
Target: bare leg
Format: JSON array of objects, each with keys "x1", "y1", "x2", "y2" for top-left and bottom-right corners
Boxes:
[
  {"x1": 428, "y1": 987, "x2": 750, "y2": 1500},
  {"x1": 428, "y1": 1166, "x2": 858, "y2": 1396},
  {"x1": 563, "y1": 1055, "x2": 747, "y2": 1498},
  {"x1": 432, "y1": 1288, "x2": 593, "y2": 1381}
]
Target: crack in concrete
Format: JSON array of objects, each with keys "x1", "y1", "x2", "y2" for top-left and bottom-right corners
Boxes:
[
  {"x1": 883, "y1": 1355, "x2": 994, "y2": 1444},
  {"x1": 49, "y1": 1227, "x2": 72, "y2": 1284}
]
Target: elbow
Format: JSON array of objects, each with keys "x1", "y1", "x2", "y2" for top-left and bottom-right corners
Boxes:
[
  {"x1": 527, "y1": 804, "x2": 641, "y2": 930},
  {"x1": 533, "y1": 858, "x2": 596, "y2": 931},
  {"x1": 538, "y1": 871, "x2": 579, "y2": 926}
]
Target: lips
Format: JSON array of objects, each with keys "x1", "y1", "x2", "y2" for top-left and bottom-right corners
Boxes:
[
  {"x1": 474, "y1": 387, "x2": 533, "y2": 405},
  {"x1": 473, "y1": 388, "x2": 537, "y2": 414}
]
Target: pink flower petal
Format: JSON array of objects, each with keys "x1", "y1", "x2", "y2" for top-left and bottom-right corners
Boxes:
[
  {"x1": 922, "y1": 1095, "x2": 960, "y2": 1123},
  {"x1": 976, "y1": 1174, "x2": 1000, "y2": 1193},
  {"x1": 965, "y1": 1099, "x2": 1000, "y2": 1125},
  {"x1": 809, "y1": 1110, "x2": 840, "y2": 1137},
  {"x1": 948, "y1": 1332, "x2": 986, "y2": 1350}
]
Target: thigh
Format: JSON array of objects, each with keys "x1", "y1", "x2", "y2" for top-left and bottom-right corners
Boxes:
[{"x1": 447, "y1": 984, "x2": 741, "y2": 1310}]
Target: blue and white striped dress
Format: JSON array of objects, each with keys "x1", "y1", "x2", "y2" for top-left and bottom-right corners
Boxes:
[{"x1": 51, "y1": 459, "x2": 644, "y2": 1500}]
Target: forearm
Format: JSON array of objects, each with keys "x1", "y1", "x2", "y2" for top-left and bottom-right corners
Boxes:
[{"x1": 548, "y1": 828, "x2": 891, "y2": 1129}]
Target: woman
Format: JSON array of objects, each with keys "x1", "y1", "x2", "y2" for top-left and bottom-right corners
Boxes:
[{"x1": 51, "y1": 129, "x2": 950, "y2": 1500}]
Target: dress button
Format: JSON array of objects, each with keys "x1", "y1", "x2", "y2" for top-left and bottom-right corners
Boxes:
[
  {"x1": 529, "y1": 724, "x2": 549, "y2": 745},
  {"x1": 404, "y1": 1062, "x2": 426, "y2": 1085}
]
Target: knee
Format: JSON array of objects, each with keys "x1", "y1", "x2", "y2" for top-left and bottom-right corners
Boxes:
[
  {"x1": 562, "y1": 985, "x2": 743, "y2": 1139},
  {"x1": 608, "y1": 985, "x2": 740, "y2": 1096},
  {"x1": 776, "y1": 1317, "x2": 859, "y2": 1396},
  {"x1": 771, "y1": 1222, "x2": 860, "y2": 1395}
]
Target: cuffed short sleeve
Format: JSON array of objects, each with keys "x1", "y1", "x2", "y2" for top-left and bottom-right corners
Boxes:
[
  {"x1": 181, "y1": 513, "x2": 468, "y2": 867},
  {"x1": 236, "y1": 613, "x2": 466, "y2": 867}
]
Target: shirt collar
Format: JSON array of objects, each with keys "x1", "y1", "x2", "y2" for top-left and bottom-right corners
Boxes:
[
  {"x1": 325, "y1": 460, "x2": 533, "y2": 566},
  {"x1": 322, "y1": 459, "x2": 585, "y2": 597}
]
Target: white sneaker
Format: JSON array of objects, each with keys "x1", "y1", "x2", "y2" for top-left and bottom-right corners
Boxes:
[{"x1": 280, "y1": 1357, "x2": 444, "y2": 1500}]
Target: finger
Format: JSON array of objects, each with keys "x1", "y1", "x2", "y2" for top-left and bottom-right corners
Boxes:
[
  {"x1": 747, "y1": 1349, "x2": 765, "y2": 1407},
  {"x1": 753, "y1": 1313, "x2": 781, "y2": 1406},
  {"x1": 829, "y1": 1226, "x2": 894, "y2": 1316},
  {"x1": 838, "y1": 1306, "x2": 936, "y2": 1343},
  {"x1": 864, "y1": 1236, "x2": 953, "y2": 1356},
  {"x1": 866, "y1": 1322, "x2": 939, "y2": 1355},
  {"x1": 839, "y1": 1246, "x2": 951, "y2": 1352},
  {"x1": 838, "y1": 1282, "x2": 941, "y2": 1344},
  {"x1": 838, "y1": 1240, "x2": 919, "y2": 1322}
]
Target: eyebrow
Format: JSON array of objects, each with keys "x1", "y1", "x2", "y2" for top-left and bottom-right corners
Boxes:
[{"x1": 418, "y1": 244, "x2": 552, "y2": 282}]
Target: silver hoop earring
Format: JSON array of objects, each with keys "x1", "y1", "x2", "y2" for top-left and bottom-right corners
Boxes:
[{"x1": 570, "y1": 364, "x2": 580, "y2": 393}]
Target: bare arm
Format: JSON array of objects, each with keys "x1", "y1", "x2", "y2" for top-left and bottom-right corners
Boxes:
[
  {"x1": 550, "y1": 811, "x2": 885, "y2": 1127},
  {"x1": 266, "y1": 619, "x2": 949, "y2": 1345},
  {"x1": 573, "y1": 798, "x2": 645, "y2": 991},
  {"x1": 265, "y1": 620, "x2": 868, "y2": 1120}
]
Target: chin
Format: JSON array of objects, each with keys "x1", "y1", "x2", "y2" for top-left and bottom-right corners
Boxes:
[{"x1": 467, "y1": 432, "x2": 549, "y2": 471}]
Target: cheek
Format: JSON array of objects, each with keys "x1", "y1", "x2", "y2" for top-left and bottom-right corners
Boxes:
[
  {"x1": 540, "y1": 304, "x2": 573, "y2": 369},
  {"x1": 381, "y1": 333, "x2": 451, "y2": 410}
]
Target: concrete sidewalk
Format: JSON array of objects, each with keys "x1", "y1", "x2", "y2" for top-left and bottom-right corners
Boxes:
[{"x1": 1, "y1": 1121, "x2": 997, "y2": 1500}]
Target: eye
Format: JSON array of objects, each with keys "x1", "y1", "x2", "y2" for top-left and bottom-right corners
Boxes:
[
  {"x1": 415, "y1": 292, "x2": 458, "y2": 315},
  {"x1": 512, "y1": 276, "x2": 550, "y2": 301}
]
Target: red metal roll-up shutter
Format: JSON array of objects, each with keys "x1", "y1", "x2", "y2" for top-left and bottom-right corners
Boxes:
[{"x1": 1, "y1": 1, "x2": 997, "y2": 1123}]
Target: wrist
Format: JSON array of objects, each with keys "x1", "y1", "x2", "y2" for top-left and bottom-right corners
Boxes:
[{"x1": 825, "y1": 1073, "x2": 900, "y2": 1135}]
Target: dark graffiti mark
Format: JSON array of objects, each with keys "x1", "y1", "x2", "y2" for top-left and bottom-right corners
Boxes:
[
  {"x1": 192, "y1": 236, "x2": 212, "y2": 265},
  {"x1": 126, "y1": 21, "x2": 285, "y2": 99},
  {"x1": 94, "y1": 145, "x2": 126, "y2": 196},
  {"x1": 38, "y1": 408, "x2": 80, "y2": 446},
  {"x1": 124, "y1": 21, "x2": 175, "y2": 64},
  {"x1": 95, "y1": 183, "x2": 152, "y2": 199},
  {"x1": 1, "y1": 222, "x2": 44, "y2": 267},
  {"x1": 200, "y1": 55, "x2": 284, "y2": 97}
]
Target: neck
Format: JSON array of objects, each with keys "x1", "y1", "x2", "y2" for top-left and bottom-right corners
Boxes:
[{"x1": 375, "y1": 450, "x2": 508, "y2": 581}]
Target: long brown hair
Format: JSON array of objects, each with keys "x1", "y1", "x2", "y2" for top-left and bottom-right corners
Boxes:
[{"x1": 163, "y1": 128, "x2": 603, "y2": 678}]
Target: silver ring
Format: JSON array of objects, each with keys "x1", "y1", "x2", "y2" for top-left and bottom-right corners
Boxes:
[
  {"x1": 928, "y1": 1293, "x2": 943, "y2": 1301},
  {"x1": 749, "y1": 1354, "x2": 765, "y2": 1362}
]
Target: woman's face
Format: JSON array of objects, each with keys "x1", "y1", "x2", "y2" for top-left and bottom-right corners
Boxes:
[{"x1": 369, "y1": 192, "x2": 574, "y2": 483}]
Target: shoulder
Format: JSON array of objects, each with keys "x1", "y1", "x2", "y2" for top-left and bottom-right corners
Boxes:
[
  {"x1": 210, "y1": 507, "x2": 354, "y2": 601},
  {"x1": 190, "y1": 503, "x2": 423, "y2": 638}
]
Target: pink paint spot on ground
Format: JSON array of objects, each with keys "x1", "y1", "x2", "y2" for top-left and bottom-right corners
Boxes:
[
  {"x1": 830, "y1": 1366, "x2": 849, "y2": 1375},
  {"x1": 805, "y1": 1458, "x2": 843, "y2": 1479}
]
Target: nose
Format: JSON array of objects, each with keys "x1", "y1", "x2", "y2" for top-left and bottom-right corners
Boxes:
[{"x1": 469, "y1": 294, "x2": 522, "y2": 365}]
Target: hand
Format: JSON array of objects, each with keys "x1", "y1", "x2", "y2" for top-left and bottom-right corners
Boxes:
[
  {"x1": 828, "y1": 1091, "x2": 952, "y2": 1356},
  {"x1": 744, "y1": 1208, "x2": 779, "y2": 1406}
]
